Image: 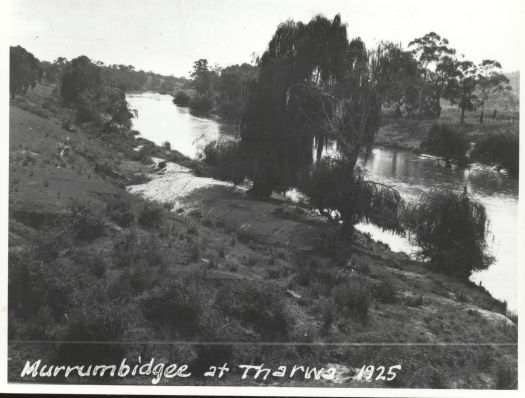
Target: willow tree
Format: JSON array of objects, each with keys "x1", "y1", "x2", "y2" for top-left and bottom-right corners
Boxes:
[
  {"x1": 239, "y1": 15, "x2": 348, "y2": 197},
  {"x1": 240, "y1": 15, "x2": 413, "y2": 199}
]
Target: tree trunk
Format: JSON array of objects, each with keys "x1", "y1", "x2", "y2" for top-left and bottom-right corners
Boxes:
[
  {"x1": 460, "y1": 107, "x2": 465, "y2": 123},
  {"x1": 479, "y1": 103, "x2": 484, "y2": 124},
  {"x1": 315, "y1": 136, "x2": 324, "y2": 162}
]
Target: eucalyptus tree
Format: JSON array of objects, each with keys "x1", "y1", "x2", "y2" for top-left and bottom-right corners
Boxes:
[
  {"x1": 476, "y1": 60, "x2": 510, "y2": 123},
  {"x1": 408, "y1": 32, "x2": 457, "y2": 118},
  {"x1": 445, "y1": 60, "x2": 478, "y2": 123}
]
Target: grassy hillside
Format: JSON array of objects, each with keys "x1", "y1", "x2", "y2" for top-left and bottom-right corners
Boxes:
[{"x1": 8, "y1": 84, "x2": 517, "y2": 388}]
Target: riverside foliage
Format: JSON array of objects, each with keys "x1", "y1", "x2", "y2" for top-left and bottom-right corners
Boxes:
[{"x1": 403, "y1": 189, "x2": 493, "y2": 280}]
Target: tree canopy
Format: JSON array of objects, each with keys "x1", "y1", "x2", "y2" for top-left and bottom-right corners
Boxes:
[{"x1": 10, "y1": 46, "x2": 43, "y2": 99}]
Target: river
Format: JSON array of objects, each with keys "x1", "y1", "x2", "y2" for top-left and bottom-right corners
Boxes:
[{"x1": 127, "y1": 92, "x2": 519, "y2": 311}]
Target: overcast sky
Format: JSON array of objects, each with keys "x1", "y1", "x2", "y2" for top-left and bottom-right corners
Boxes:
[{"x1": 9, "y1": 0, "x2": 524, "y2": 77}]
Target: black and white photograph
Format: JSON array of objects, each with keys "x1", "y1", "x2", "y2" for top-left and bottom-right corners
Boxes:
[{"x1": 2, "y1": 0, "x2": 523, "y2": 394}]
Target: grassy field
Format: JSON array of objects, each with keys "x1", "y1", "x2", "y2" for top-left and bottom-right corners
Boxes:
[
  {"x1": 376, "y1": 102, "x2": 519, "y2": 152},
  {"x1": 7, "y1": 84, "x2": 518, "y2": 388}
]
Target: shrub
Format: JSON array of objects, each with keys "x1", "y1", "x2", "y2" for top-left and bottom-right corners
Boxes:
[
  {"x1": 189, "y1": 95, "x2": 213, "y2": 113},
  {"x1": 140, "y1": 277, "x2": 205, "y2": 338},
  {"x1": 57, "y1": 302, "x2": 126, "y2": 364},
  {"x1": 215, "y1": 280, "x2": 292, "y2": 340},
  {"x1": 198, "y1": 137, "x2": 246, "y2": 184},
  {"x1": 420, "y1": 123, "x2": 469, "y2": 164},
  {"x1": 173, "y1": 91, "x2": 191, "y2": 107},
  {"x1": 373, "y1": 278, "x2": 397, "y2": 303},
  {"x1": 295, "y1": 260, "x2": 341, "y2": 295},
  {"x1": 106, "y1": 194, "x2": 135, "y2": 227},
  {"x1": 299, "y1": 157, "x2": 404, "y2": 236},
  {"x1": 71, "y1": 248, "x2": 107, "y2": 278},
  {"x1": 495, "y1": 364, "x2": 517, "y2": 389},
  {"x1": 331, "y1": 278, "x2": 371, "y2": 321},
  {"x1": 471, "y1": 133, "x2": 519, "y2": 177},
  {"x1": 127, "y1": 173, "x2": 152, "y2": 185},
  {"x1": 137, "y1": 200, "x2": 164, "y2": 230},
  {"x1": 68, "y1": 200, "x2": 105, "y2": 241},
  {"x1": 403, "y1": 190, "x2": 493, "y2": 280}
]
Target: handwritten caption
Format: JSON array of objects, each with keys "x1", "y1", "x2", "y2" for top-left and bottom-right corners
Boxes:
[{"x1": 21, "y1": 358, "x2": 401, "y2": 384}]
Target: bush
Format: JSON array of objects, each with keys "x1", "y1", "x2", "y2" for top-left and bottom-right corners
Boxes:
[
  {"x1": 403, "y1": 190, "x2": 493, "y2": 280},
  {"x1": 495, "y1": 364, "x2": 517, "y2": 389},
  {"x1": 137, "y1": 200, "x2": 164, "y2": 229},
  {"x1": 215, "y1": 280, "x2": 292, "y2": 340},
  {"x1": 199, "y1": 138, "x2": 246, "y2": 184},
  {"x1": 471, "y1": 133, "x2": 519, "y2": 177},
  {"x1": 173, "y1": 91, "x2": 191, "y2": 107},
  {"x1": 373, "y1": 278, "x2": 397, "y2": 303},
  {"x1": 106, "y1": 194, "x2": 135, "y2": 227},
  {"x1": 420, "y1": 123, "x2": 469, "y2": 164},
  {"x1": 57, "y1": 302, "x2": 126, "y2": 364},
  {"x1": 189, "y1": 95, "x2": 213, "y2": 113},
  {"x1": 331, "y1": 278, "x2": 371, "y2": 322},
  {"x1": 140, "y1": 277, "x2": 205, "y2": 338},
  {"x1": 299, "y1": 157, "x2": 404, "y2": 236},
  {"x1": 68, "y1": 200, "x2": 105, "y2": 241}
]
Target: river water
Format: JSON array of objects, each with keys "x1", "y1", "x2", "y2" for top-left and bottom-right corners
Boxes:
[{"x1": 127, "y1": 92, "x2": 519, "y2": 311}]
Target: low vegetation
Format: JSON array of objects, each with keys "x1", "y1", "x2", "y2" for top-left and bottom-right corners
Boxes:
[
  {"x1": 403, "y1": 189, "x2": 493, "y2": 280},
  {"x1": 420, "y1": 123, "x2": 469, "y2": 164},
  {"x1": 471, "y1": 133, "x2": 519, "y2": 177}
]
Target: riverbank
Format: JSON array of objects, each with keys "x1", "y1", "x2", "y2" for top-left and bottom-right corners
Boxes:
[
  {"x1": 376, "y1": 107, "x2": 519, "y2": 155},
  {"x1": 8, "y1": 84, "x2": 517, "y2": 388}
]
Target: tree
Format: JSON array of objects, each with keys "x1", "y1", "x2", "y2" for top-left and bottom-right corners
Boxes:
[
  {"x1": 239, "y1": 15, "x2": 349, "y2": 197},
  {"x1": 476, "y1": 60, "x2": 510, "y2": 123},
  {"x1": 408, "y1": 32, "x2": 457, "y2": 118},
  {"x1": 190, "y1": 59, "x2": 213, "y2": 96},
  {"x1": 41, "y1": 57, "x2": 68, "y2": 85},
  {"x1": 403, "y1": 189, "x2": 493, "y2": 280},
  {"x1": 173, "y1": 91, "x2": 191, "y2": 107},
  {"x1": 446, "y1": 60, "x2": 478, "y2": 123},
  {"x1": 299, "y1": 157, "x2": 404, "y2": 236},
  {"x1": 10, "y1": 46, "x2": 43, "y2": 99},
  {"x1": 61, "y1": 56, "x2": 102, "y2": 105}
]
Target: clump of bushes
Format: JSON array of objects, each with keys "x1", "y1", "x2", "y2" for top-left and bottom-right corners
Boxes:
[
  {"x1": 215, "y1": 280, "x2": 293, "y2": 340},
  {"x1": 420, "y1": 123, "x2": 469, "y2": 164},
  {"x1": 137, "y1": 200, "x2": 165, "y2": 229},
  {"x1": 495, "y1": 364, "x2": 517, "y2": 389},
  {"x1": 57, "y1": 302, "x2": 127, "y2": 364},
  {"x1": 403, "y1": 189, "x2": 493, "y2": 280},
  {"x1": 106, "y1": 193, "x2": 135, "y2": 227},
  {"x1": 173, "y1": 91, "x2": 191, "y2": 107},
  {"x1": 331, "y1": 277, "x2": 371, "y2": 322},
  {"x1": 68, "y1": 200, "x2": 105, "y2": 241},
  {"x1": 299, "y1": 157, "x2": 404, "y2": 236},
  {"x1": 189, "y1": 95, "x2": 213, "y2": 113},
  {"x1": 199, "y1": 138, "x2": 246, "y2": 184},
  {"x1": 372, "y1": 277, "x2": 397, "y2": 304},
  {"x1": 140, "y1": 277, "x2": 205, "y2": 338},
  {"x1": 471, "y1": 133, "x2": 519, "y2": 177}
]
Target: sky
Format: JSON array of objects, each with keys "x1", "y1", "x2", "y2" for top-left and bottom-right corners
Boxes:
[{"x1": 9, "y1": 0, "x2": 524, "y2": 77}]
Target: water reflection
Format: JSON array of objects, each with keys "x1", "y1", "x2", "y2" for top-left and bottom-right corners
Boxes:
[
  {"x1": 358, "y1": 147, "x2": 518, "y2": 310},
  {"x1": 127, "y1": 92, "x2": 237, "y2": 158}
]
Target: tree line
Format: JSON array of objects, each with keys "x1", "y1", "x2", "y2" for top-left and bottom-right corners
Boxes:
[{"x1": 173, "y1": 59, "x2": 258, "y2": 121}]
